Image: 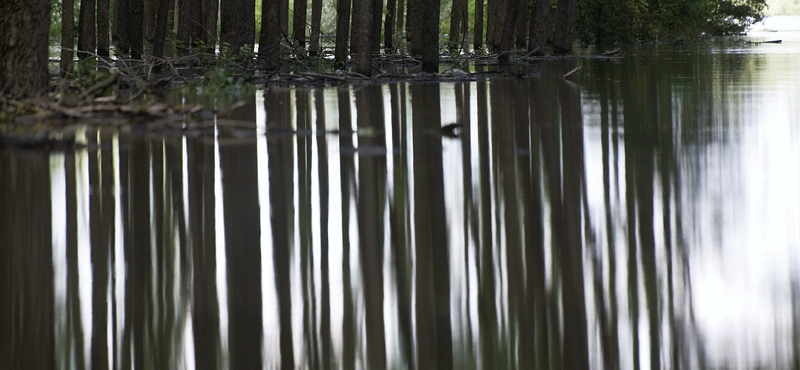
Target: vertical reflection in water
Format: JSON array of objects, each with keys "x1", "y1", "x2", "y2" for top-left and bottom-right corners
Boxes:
[
  {"x1": 0, "y1": 151, "x2": 55, "y2": 369},
  {"x1": 411, "y1": 82, "x2": 453, "y2": 370},
  {"x1": 558, "y1": 74, "x2": 590, "y2": 369},
  {"x1": 475, "y1": 79, "x2": 497, "y2": 370},
  {"x1": 314, "y1": 87, "x2": 333, "y2": 370},
  {"x1": 337, "y1": 85, "x2": 356, "y2": 370},
  {"x1": 219, "y1": 97, "x2": 263, "y2": 369},
  {"x1": 355, "y1": 84, "x2": 388, "y2": 370},
  {"x1": 266, "y1": 88, "x2": 296, "y2": 369},
  {"x1": 388, "y1": 82, "x2": 415, "y2": 368},
  {"x1": 523, "y1": 78, "x2": 549, "y2": 370},
  {"x1": 296, "y1": 89, "x2": 320, "y2": 369},
  {"x1": 65, "y1": 148, "x2": 87, "y2": 370},
  {"x1": 89, "y1": 130, "x2": 112, "y2": 370}
]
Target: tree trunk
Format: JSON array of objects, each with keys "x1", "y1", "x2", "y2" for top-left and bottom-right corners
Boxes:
[
  {"x1": 553, "y1": 0, "x2": 575, "y2": 54},
  {"x1": 384, "y1": 0, "x2": 395, "y2": 50},
  {"x1": 279, "y1": 0, "x2": 289, "y2": 36},
  {"x1": 0, "y1": 0, "x2": 51, "y2": 97},
  {"x1": 309, "y1": 0, "x2": 323, "y2": 55},
  {"x1": 293, "y1": 0, "x2": 308, "y2": 51},
  {"x1": 371, "y1": 0, "x2": 383, "y2": 52},
  {"x1": 151, "y1": 0, "x2": 172, "y2": 60},
  {"x1": 488, "y1": 0, "x2": 521, "y2": 57},
  {"x1": 79, "y1": 0, "x2": 97, "y2": 59},
  {"x1": 177, "y1": 0, "x2": 203, "y2": 51},
  {"x1": 144, "y1": 0, "x2": 158, "y2": 47},
  {"x1": 61, "y1": 0, "x2": 75, "y2": 74},
  {"x1": 449, "y1": 0, "x2": 466, "y2": 53},
  {"x1": 334, "y1": 0, "x2": 351, "y2": 66},
  {"x1": 201, "y1": 0, "x2": 218, "y2": 52},
  {"x1": 130, "y1": 0, "x2": 144, "y2": 59},
  {"x1": 259, "y1": 0, "x2": 282, "y2": 69},
  {"x1": 528, "y1": 0, "x2": 548, "y2": 52},
  {"x1": 394, "y1": 0, "x2": 405, "y2": 46},
  {"x1": 473, "y1": 0, "x2": 484, "y2": 50},
  {"x1": 98, "y1": 0, "x2": 110, "y2": 57},
  {"x1": 413, "y1": 0, "x2": 439, "y2": 71},
  {"x1": 515, "y1": 0, "x2": 529, "y2": 48},
  {"x1": 220, "y1": 0, "x2": 256, "y2": 55},
  {"x1": 115, "y1": 0, "x2": 131, "y2": 55},
  {"x1": 406, "y1": 0, "x2": 419, "y2": 55},
  {"x1": 353, "y1": 0, "x2": 373, "y2": 75}
]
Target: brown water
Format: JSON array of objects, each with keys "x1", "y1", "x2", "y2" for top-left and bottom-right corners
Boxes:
[{"x1": 3, "y1": 30, "x2": 800, "y2": 370}]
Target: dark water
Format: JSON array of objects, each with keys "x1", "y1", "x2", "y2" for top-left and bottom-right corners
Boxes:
[{"x1": 4, "y1": 31, "x2": 800, "y2": 370}]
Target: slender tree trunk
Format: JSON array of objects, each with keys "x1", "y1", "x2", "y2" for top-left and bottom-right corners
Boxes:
[
  {"x1": 144, "y1": 0, "x2": 158, "y2": 47},
  {"x1": 293, "y1": 0, "x2": 308, "y2": 51},
  {"x1": 259, "y1": 0, "x2": 282, "y2": 68},
  {"x1": 488, "y1": 0, "x2": 521, "y2": 58},
  {"x1": 201, "y1": 0, "x2": 218, "y2": 52},
  {"x1": 98, "y1": 0, "x2": 110, "y2": 57},
  {"x1": 394, "y1": 0, "x2": 405, "y2": 45},
  {"x1": 309, "y1": 0, "x2": 323, "y2": 55},
  {"x1": 61, "y1": 0, "x2": 75, "y2": 74},
  {"x1": 151, "y1": 0, "x2": 172, "y2": 60},
  {"x1": 334, "y1": 0, "x2": 352, "y2": 66},
  {"x1": 0, "y1": 0, "x2": 51, "y2": 97},
  {"x1": 220, "y1": 0, "x2": 255, "y2": 55},
  {"x1": 528, "y1": 0, "x2": 549, "y2": 52},
  {"x1": 449, "y1": 0, "x2": 467, "y2": 52},
  {"x1": 130, "y1": 0, "x2": 144, "y2": 59},
  {"x1": 177, "y1": 0, "x2": 203, "y2": 51},
  {"x1": 406, "y1": 0, "x2": 419, "y2": 55},
  {"x1": 474, "y1": 0, "x2": 484, "y2": 50},
  {"x1": 371, "y1": 0, "x2": 383, "y2": 52},
  {"x1": 279, "y1": 0, "x2": 288, "y2": 36},
  {"x1": 412, "y1": 0, "x2": 439, "y2": 71},
  {"x1": 79, "y1": 0, "x2": 97, "y2": 59},
  {"x1": 486, "y1": 0, "x2": 496, "y2": 49},
  {"x1": 515, "y1": 0, "x2": 529, "y2": 47},
  {"x1": 353, "y1": 0, "x2": 373, "y2": 75},
  {"x1": 384, "y1": 0, "x2": 395, "y2": 50},
  {"x1": 553, "y1": 0, "x2": 575, "y2": 54},
  {"x1": 116, "y1": 0, "x2": 131, "y2": 54}
]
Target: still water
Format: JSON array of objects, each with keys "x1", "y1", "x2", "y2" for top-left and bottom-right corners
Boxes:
[{"x1": 3, "y1": 31, "x2": 800, "y2": 370}]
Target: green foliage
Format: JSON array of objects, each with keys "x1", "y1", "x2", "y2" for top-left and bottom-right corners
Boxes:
[{"x1": 577, "y1": 0, "x2": 767, "y2": 43}]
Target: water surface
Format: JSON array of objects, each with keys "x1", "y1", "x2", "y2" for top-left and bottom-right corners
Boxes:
[{"x1": 3, "y1": 30, "x2": 800, "y2": 370}]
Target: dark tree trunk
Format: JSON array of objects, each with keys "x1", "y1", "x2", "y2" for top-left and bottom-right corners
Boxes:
[
  {"x1": 279, "y1": 0, "x2": 289, "y2": 35},
  {"x1": 371, "y1": 0, "x2": 383, "y2": 52},
  {"x1": 61, "y1": 0, "x2": 75, "y2": 74},
  {"x1": 553, "y1": 0, "x2": 575, "y2": 54},
  {"x1": 293, "y1": 0, "x2": 308, "y2": 50},
  {"x1": 394, "y1": 0, "x2": 405, "y2": 45},
  {"x1": 144, "y1": 0, "x2": 158, "y2": 46},
  {"x1": 353, "y1": 0, "x2": 373, "y2": 75},
  {"x1": 201, "y1": 0, "x2": 218, "y2": 51},
  {"x1": 259, "y1": 0, "x2": 282, "y2": 68},
  {"x1": 473, "y1": 0, "x2": 484, "y2": 50},
  {"x1": 79, "y1": 0, "x2": 97, "y2": 59},
  {"x1": 130, "y1": 0, "x2": 145, "y2": 59},
  {"x1": 528, "y1": 0, "x2": 549, "y2": 52},
  {"x1": 412, "y1": 0, "x2": 438, "y2": 71},
  {"x1": 98, "y1": 0, "x2": 110, "y2": 57},
  {"x1": 334, "y1": 0, "x2": 351, "y2": 66},
  {"x1": 220, "y1": 0, "x2": 255, "y2": 55},
  {"x1": 384, "y1": 0, "x2": 395, "y2": 49},
  {"x1": 488, "y1": 0, "x2": 521, "y2": 58},
  {"x1": 448, "y1": 0, "x2": 467, "y2": 52},
  {"x1": 151, "y1": 0, "x2": 172, "y2": 60},
  {"x1": 115, "y1": 0, "x2": 131, "y2": 55},
  {"x1": 177, "y1": 0, "x2": 203, "y2": 50},
  {"x1": 515, "y1": 0, "x2": 529, "y2": 48},
  {"x1": 0, "y1": 0, "x2": 51, "y2": 97},
  {"x1": 309, "y1": 0, "x2": 323, "y2": 55},
  {"x1": 406, "y1": 0, "x2": 419, "y2": 55},
  {"x1": 486, "y1": 0, "x2": 496, "y2": 49}
]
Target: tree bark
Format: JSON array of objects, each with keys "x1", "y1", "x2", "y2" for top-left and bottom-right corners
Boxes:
[
  {"x1": 553, "y1": 0, "x2": 575, "y2": 54},
  {"x1": 98, "y1": 0, "x2": 110, "y2": 57},
  {"x1": 0, "y1": 0, "x2": 51, "y2": 97},
  {"x1": 448, "y1": 0, "x2": 467, "y2": 52},
  {"x1": 130, "y1": 0, "x2": 145, "y2": 59},
  {"x1": 384, "y1": 0, "x2": 395, "y2": 49},
  {"x1": 488, "y1": 0, "x2": 521, "y2": 58},
  {"x1": 412, "y1": 0, "x2": 439, "y2": 71},
  {"x1": 151, "y1": 0, "x2": 172, "y2": 60},
  {"x1": 293, "y1": 0, "x2": 308, "y2": 51},
  {"x1": 394, "y1": 0, "x2": 405, "y2": 45},
  {"x1": 201, "y1": 0, "x2": 218, "y2": 52},
  {"x1": 353, "y1": 0, "x2": 373, "y2": 75},
  {"x1": 473, "y1": 0, "x2": 484, "y2": 50},
  {"x1": 79, "y1": 0, "x2": 97, "y2": 59},
  {"x1": 528, "y1": 0, "x2": 549, "y2": 52},
  {"x1": 309, "y1": 0, "x2": 323, "y2": 55},
  {"x1": 334, "y1": 0, "x2": 352, "y2": 66},
  {"x1": 220, "y1": 0, "x2": 256, "y2": 55},
  {"x1": 371, "y1": 0, "x2": 383, "y2": 52},
  {"x1": 259, "y1": 0, "x2": 282, "y2": 69},
  {"x1": 515, "y1": 0, "x2": 529, "y2": 48},
  {"x1": 61, "y1": 0, "x2": 75, "y2": 74},
  {"x1": 177, "y1": 0, "x2": 203, "y2": 51},
  {"x1": 115, "y1": 0, "x2": 131, "y2": 55},
  {"x1": 406, "y1": 0, "x2": 419, "y2": 55}
]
